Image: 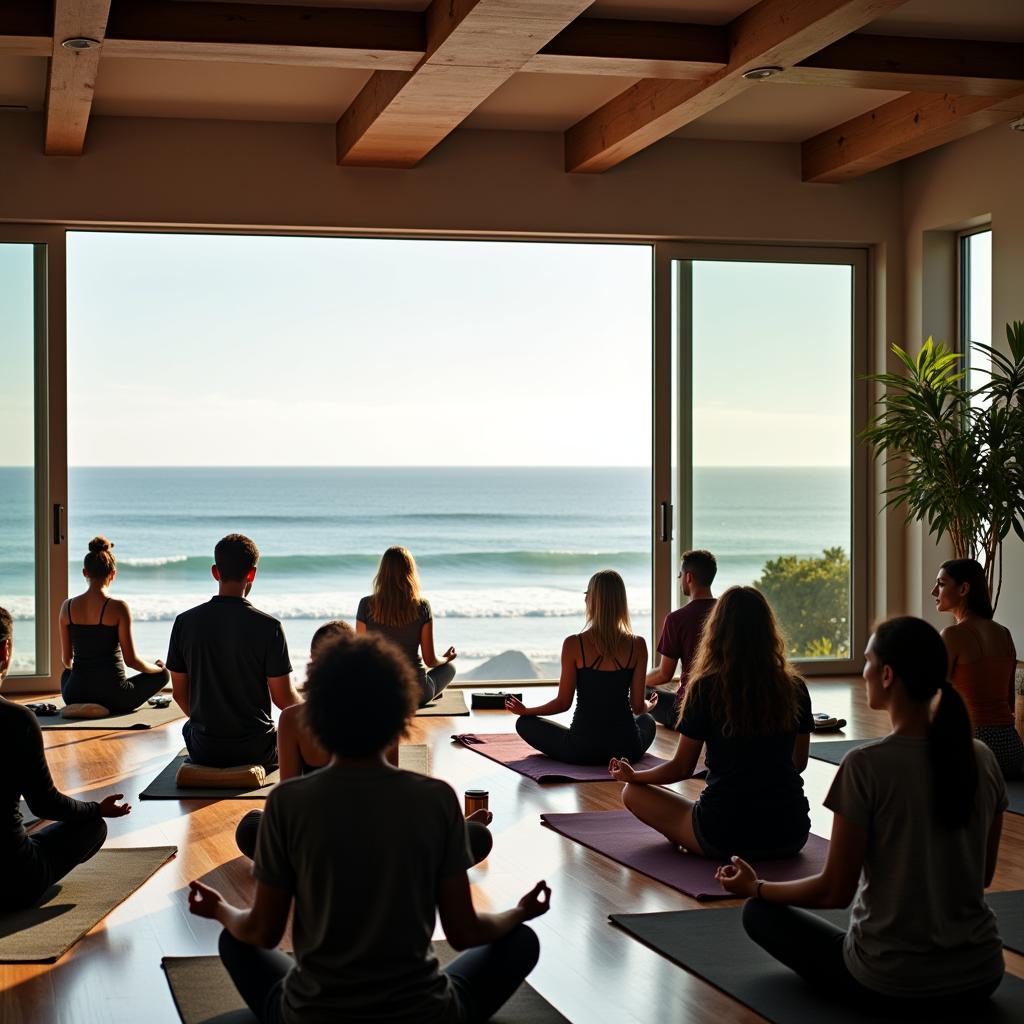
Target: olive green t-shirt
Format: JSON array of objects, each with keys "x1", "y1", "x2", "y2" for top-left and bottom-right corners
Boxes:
[{"x1": 254, "y1": 763, "x2": 471, "y2": 1024}]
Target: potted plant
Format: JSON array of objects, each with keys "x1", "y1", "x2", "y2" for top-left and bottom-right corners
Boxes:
[{"x1": 860, "y1": 321, "x2": 1024, "y2": 610}]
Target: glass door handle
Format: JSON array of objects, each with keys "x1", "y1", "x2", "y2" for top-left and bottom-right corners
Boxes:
[
  {"x1": 52, "y1": 503, "x2": 66, "y2": 545},
  {"x1": 659, "y1": 502, "x2": 673, "y2": 543}
]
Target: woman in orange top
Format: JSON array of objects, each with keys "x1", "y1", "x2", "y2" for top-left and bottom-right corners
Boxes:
[{"x1": 933, "y1": 558, "x2": 1023, "y2": 778}]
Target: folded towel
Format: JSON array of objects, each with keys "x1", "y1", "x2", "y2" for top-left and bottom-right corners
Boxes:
[
  {"x1": 61, "y1": 703, "x2": 111, "y2": 719},
  {"x1": 175, "y1": 763, "x2": 267, "y2": 789}
]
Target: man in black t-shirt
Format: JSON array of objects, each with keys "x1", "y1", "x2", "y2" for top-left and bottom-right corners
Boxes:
[{"x1": 167, "y1": 534, "x2": 299, "y2": 769}]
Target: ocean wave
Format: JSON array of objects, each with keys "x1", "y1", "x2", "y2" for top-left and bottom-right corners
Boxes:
[
  {"x1": 73, "y1": 550, "x2": 649, "y2": 576},
  {"x1": 47, "y1": 588, "x2": 651, "y2": 623}
]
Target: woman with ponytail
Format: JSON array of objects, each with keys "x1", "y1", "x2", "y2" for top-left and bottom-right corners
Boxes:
[
  {"x1": 59, "y1": 537, "x2": 170, "y2": 713},
  {"x1": 718, "y1": 616, "x2": 1007, "y2": 1009},
  {"x1": 932, "y1": 558, "x2": 1023, "y2": 777}
]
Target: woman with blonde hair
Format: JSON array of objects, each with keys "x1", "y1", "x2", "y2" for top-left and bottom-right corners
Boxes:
[
  {"x1": 59, "y1": 536, "x2": 169, "y2": 713},
  {"x1": 505, "y1": 570, "x2": 657, "y2": 764},
  {"x1": 610, "y1": 586, "x2": 813, "y2": 859},
  {"x1": 356, "y1": 546, "x2": 456, "y2": 707}
]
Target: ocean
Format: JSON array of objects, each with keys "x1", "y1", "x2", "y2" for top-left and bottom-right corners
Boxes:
[{"x1": 0, "y1": 466, "x2": 849, "y2": 677}]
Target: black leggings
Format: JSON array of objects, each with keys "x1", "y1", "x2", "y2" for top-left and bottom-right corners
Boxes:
[
  {"x1": 61, "y1": 667, "x2": 170, "y2": 715},
  {"x1": 417, "y1": 661, "x2": 457, "y2": 707},
  {"x1": 234, "y1": 812, "x2": 493, "y2": 866},
  {"x1": 645, "y1": 687, "x2": 681, "y2": 728},
  {"x1": 1, "y1": 817, "x2": 108, "y2": 911},
  {"x1": 515, "y1": 713, "x2": 657, "y2": 765},
  {"x1": 219, "y1": 923, "x2": 539, "y2": 1024},
  {"x1": 742, "y1": 900, "x2": 1003, "y2": 1012},
  {"x1": 183, "y1": 720, "x2": 279, "y2": 770}
]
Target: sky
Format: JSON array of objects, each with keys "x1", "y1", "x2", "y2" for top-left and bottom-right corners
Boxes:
[{"x1": 1, "y1": 233, "x2": 863, "y2": 468}]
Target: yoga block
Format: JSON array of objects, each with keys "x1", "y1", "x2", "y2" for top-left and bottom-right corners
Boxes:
[
  {"x1": 471, "y1": 692, "x2": 523, "y2": 709},
  {"x1": 61, "y1": 703, "x2": 111, "y2": 719},
  {"x1": 175, "y1": 763, "x2": 267, "y2": 789}
]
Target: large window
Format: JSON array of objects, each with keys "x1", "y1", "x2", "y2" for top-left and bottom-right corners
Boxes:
[
  {"x1": 66, "y1": 233, "x2": 652, "y2": 678},
  {"x1": 667, "y1": 249, "x2": 864, "y2": 666},
  {"x1": 0, "y1": 244, "x2": 41, "y2": 675},
  {"x1": 960, "y1": 228, "x2": 992, "y2": 407}
]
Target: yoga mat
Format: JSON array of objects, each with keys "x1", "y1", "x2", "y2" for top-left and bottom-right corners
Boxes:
[
  {"x1": 34, "y1": 698, "x2": 184, "y2": 730},
  {"x1": 610, "y1": 905, "x2": 1024, "y2": 1024},
  {"x1": 416, "y1": 688, "x2": 470, "y2": 716},
  {"x1": 810, "y1": 737, "x2": 1024, "y2": 816},
  {"x1": 163, "y1": 940, "x2": 570, "y2": 1023},
  {"x1": 988, "y1": 891, "x2": 1024, "y2": 956},
  {"x1": 140, "y1": 750, "x2": 279, "y2": 800},
  {"x1": 541, "y1": 810, "x2": 829, "y2": 901},
  {"x1": 141, "y1": 744, "x2": 430, "y2": 799},
  {"x1": 0, "y1": 846, "x2": 176, "y2": 963},
  {"x1": 19, "y1": 799, "x2": 38, "y2": 829},
  {"x1": 453, "y1": 732, "x2": 679, "y2": 783}
]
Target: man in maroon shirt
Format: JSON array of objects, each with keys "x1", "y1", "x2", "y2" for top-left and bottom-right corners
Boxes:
[{"x1": 645, "y1": 549, "x2": 717, "y2": 727}]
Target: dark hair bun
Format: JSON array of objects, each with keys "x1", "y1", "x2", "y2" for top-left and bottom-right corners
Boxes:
[{"x1": 89, "y1": 536, "x2": 113, "y2": 554}]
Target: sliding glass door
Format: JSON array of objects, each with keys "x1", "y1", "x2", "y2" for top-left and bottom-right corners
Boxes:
[{"x1": 660, "y1": 245, "x2": 867, "y2": 672}]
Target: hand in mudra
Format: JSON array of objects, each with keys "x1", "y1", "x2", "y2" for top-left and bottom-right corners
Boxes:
[
  {"x1": 608, "y1": 757, "x2": 637, "y2": 782},
  {"x1": 504, "y1": 696, "x2": 527, "y2": 715}
]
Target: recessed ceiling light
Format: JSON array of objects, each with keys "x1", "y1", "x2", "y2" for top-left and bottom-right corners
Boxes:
[
  {"x1": 742, "y1": 66, "x2": 784, "y2": 81},
  {"x1": 62, "y1": 37, "x2": 101, "y2": 51}
]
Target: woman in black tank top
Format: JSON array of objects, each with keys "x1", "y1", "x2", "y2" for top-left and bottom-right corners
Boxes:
[
  {"x1": 506, "y1": 570, "x2": 658, "y2": 765},
  {"x1": 59, "y1": 537, "x2": 169, "y2": 714}
]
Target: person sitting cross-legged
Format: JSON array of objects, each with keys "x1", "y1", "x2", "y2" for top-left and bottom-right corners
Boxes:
[
  {"x1": 234, "y1": 620, "x2": 493, "y2": 862},
  {"x1": 167, "y1": 534, "x2": 300, "y2": 770},
  {"x1": 717, "y1": 616, "x2": 1007, "y2": 1012},
  {"x1": 188, "y1": 631, "x2": 550, "y2": 1024},
  {"x1": 0, "y1": 606, "x2": 131, "y2": 912}
]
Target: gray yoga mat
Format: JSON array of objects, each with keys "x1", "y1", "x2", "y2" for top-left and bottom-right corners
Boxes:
[
  {"x1": 987, "y1": 891, "x2": 1024, "y2": 956},
  {"x1": 453, "y1": 732, "x2": 674, "y2": 783},
  {"x1": 139, "y1": 744, "x2": 431, "y2": 799},
  {"x1": 810, "y1": 737, "x2": 1024, "y2": 815},
  {"x1": 416, "y1": 688, "x2": 470, "y2": 716},
  {"x1": 542, "y1": 809, "x2": 828, "y2": 900},
  {"x1": 611, "y1": 904, "x2": 1024, "y2": 1023},
  {"x1": 0, "y1": 846, "x2": 176, "y2": 963},
  {"x1": 163, "y1": 940, "x2": 570, "y2": 1023},
  {"x1": 33, "y1": 698, "x2": 183, "y2": 730},
  {"x1": 139, "y1": 750, "x2": 279, "y2": 800}
]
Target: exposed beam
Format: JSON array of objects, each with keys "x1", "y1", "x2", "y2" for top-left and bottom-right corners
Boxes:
[
  {"x1": 46, "y1": 0, "x2": 112, "y2": 156},
  {"x1": 525, "y1": 19, "x2": 728, "y2": 79},
  {"x1": 337, "y1": 0, "x2": 595, "y2": 168},
  {"x1": 786, "y1": 33, "x2": 1024, "y2": 96},
  {"x1": 102, "y1": 0, "x2": 423, "y2": 71},
  {"x1": 564, "y1": 0, "x2": 910, "y2": 174},
  {"x1": 0, "y1": 0, "x2": 51, "y2": 57},
  {"x1": 802, "y1": 90, "x2": 1024, "y2": 183}
]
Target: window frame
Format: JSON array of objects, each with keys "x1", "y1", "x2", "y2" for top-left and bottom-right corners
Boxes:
[
  {"x1": 957, "y1": 224, "x2": 993, "y2": 393},
  {"x1": 653, "y1": 242, "x2": 870, "y2": 677}
]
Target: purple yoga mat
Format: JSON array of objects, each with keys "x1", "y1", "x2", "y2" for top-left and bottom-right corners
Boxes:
[
  {"x1": 541, "y1": 810, "x2": 829, "y2": 900},
  {"x1": 452, "y1": 732, "x2": 684, "y2": 782}
]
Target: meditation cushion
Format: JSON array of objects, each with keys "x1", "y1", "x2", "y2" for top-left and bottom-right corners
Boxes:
[
  {"x1": 175, "y1": 762, "x2": 267, "y2": 789},
  {"x1": 61, "y1": 703, "x2": 111, "y2": 719}
]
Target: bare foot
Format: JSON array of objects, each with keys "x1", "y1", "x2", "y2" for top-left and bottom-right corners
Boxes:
[{"x1": 466, "y1": 808, "x2": 493, "y2": 827}]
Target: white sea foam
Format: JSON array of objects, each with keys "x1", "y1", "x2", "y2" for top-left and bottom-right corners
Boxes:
[{"x1": 119, "y1": 554, "x2": 189, "y2": 567}]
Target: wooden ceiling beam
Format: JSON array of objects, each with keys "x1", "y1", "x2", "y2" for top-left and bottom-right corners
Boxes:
[
  {"x1": 786, "y1": 33, "x2": 1024, "y2": 96},
  {"x1": 102, "y1": 0, "x2": 423, "y2": 71},
  {"x1": 525, "y1": 19, "x2": 728, "y2": 79},
  {"x1": 46, "y1": 0, "x2": 112, "y2": 156},
  {"x1": 336, "y1": 0, "x2": 595, "y2": 169},
  {"x1": 563, "y1": 0, "x2": 911, "y2": 174},
  {"x1": 802, "y1": 89, "x2": 1024, "y2": 183}
]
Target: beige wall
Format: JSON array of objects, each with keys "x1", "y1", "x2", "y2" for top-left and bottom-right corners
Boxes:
[
  {"x1": 2, "y1": 112, "x2": 908, "y2": 681},
  {"x1": 902, "y1": 123, "x2": 1024, "y2": 644}
]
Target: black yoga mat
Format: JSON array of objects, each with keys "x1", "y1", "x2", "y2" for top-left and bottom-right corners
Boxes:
[
  {"x1": 139, "y1": 750, "x2": 279, "y2": 800},
  {"x1": 163, "y1": 941, "x2": 570, "y2": 1023},
  {"x1": 611, "y1": 904, "x2": 1024, "y2": 1024},
  {"x1": 988, "y1": 891, "x2": 1024, "y2": 956},
  {"x1": 810, "y1": 737, "x2": 1024, "y2": 815}
]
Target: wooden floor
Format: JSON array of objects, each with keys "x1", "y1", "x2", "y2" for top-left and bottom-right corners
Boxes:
[{"x1": 4, "y1": 680, "x2": 1024, "y2": 1024}]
